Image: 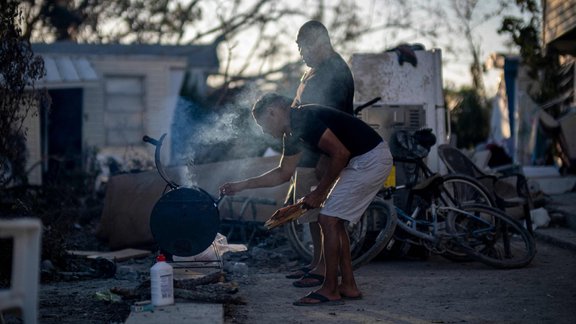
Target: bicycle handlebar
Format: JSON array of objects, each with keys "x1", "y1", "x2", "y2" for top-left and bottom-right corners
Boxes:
[
  {"x1": 142, "y1": 135, "x2": 160, "y2": 146},
  {"x1": 354, "y1": 97, "x2": 381, "y2": 116}
]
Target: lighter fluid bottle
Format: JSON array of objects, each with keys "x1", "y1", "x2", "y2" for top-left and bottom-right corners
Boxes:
[{"x1": 150, "y1": 254, "x2": 174, "y2": 306}]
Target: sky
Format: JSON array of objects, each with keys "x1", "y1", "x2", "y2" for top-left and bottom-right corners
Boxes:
[
  {"x1": 329, "y1": 0, "x2": 523, "y2": 97},
  {"x1": 191, "y1": 0, "x2": 525, "y2": 98}
]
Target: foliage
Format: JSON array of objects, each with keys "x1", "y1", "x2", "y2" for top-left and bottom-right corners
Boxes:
[
  {"x1": 448, "y1": 88, "x2": 490, "y2": 149},
  {"x1": 0, "y1": 0, "x2": 47, "y2": 187}
]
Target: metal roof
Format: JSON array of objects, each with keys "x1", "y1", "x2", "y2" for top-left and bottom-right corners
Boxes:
[
  {"x1": 38, "y1": 55, "x2": 99, "y2": 88},
  {"x1": 32, "y1": 42, "x2": 220, "y2": 69}
]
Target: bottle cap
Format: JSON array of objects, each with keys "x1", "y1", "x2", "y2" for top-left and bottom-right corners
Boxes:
[{"x1": 156, "y1": 254, "x2": 166, "y2": 262}]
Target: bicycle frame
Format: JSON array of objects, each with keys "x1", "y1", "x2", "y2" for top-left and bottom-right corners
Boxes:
[
  {"x1": 438, "y1": 205, "x2": 496, "y2": 238},
  {"x1": 392, "y1": 196, "x2": 465, "y2": 247},
  {"x1": 381, "y1": 180, "x2": 475, "y2": 253}
]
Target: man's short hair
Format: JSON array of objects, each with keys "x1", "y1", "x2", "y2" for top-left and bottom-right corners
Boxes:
[
  {"x1": 252, "y1": 93, "x2": 291, "y2": 118},
  {"x1": 297, "y1": 20, "x2": 331, "y2": 46}
]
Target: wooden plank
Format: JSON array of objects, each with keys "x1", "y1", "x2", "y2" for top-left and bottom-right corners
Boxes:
[
  {"x1": 67, "y1": 248, "x2": 151, "y2": 261},
  {"x1": 67, "y1": 250, "x2": 101, "y2": 256}
]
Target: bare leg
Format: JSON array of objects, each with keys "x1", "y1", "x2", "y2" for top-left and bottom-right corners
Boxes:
[
  {"x1": 288, "y1": 221, "x2": 324, "y2": 281},
  {"x1": 294, "y1": 222, "x2": 326, "y2": 285},
  {"x1": 296, "y1": 214, "x2": 342, "y2": 303},
  {"x1": 337, "y1": 222, "x2": 361, "y2": 298}
]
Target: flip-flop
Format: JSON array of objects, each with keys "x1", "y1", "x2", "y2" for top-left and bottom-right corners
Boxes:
[
  {"x1": 285, "y1": 266, "x2": 311, "y2": 279},
  {"x1": 293, "y1": 292, "x2": 344, "y2": 306},
  {"x1": 292, "y1": 273, "x2": 324, "y2": 288}
]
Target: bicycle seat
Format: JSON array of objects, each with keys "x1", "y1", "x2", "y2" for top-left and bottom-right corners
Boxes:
[{"x1": 411, "y1": 173, "x2": 444, "y2": 194}]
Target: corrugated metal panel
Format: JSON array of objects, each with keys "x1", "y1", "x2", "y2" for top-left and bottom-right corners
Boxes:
[
  {"x1": 32, "y1": 42, "x2": 220, "y2": 70},
  {"x1": 38, "y1": 55, "x2": 99, "y2": 88}
]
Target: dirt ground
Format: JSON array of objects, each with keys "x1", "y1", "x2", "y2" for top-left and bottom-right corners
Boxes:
[
  {"x1": 2, "y1": 224, "x2": 297, "y2": 324},
  {"x1": 3, "y1": 220, "x2": 576, "y2": 324},
  {"x1": 226, "y1": 240, "x2": 576, "y2": 324}
]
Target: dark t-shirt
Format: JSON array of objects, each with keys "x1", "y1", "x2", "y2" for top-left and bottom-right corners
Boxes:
[
  {"x1": 284, "y1": 105, "x2": 382, "y2": 159},
  {"x1": 292, "y1": 53, "x2": 355, "y2": 113},
  {"x1": 292, "y1": 52, "x2": 355, "y2": 166}
]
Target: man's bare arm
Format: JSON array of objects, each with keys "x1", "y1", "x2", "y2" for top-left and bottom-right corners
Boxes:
[
  {"x1": 302, "y1": 129, "x2": 350, "y2": 208},
  {"x1": 220, "y1": 152, "x2": 301, "y2": 195}
]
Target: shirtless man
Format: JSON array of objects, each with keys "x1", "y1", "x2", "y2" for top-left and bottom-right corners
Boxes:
[{"x1": 286, "y1": 20, "x2": 355, "y2": 288}]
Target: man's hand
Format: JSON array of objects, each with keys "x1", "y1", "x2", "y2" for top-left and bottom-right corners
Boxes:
[
  {"x1": 300, "y1": 189, "x2": 328, "y2": 209},
  {"x1": 219, "y1": 182, "x2": 245, "y2": 196}
]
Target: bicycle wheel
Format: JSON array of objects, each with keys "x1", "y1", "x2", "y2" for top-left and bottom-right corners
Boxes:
[
  {"x1": 284, "y1": 197, "x2": 397, "y2": 269},
  {"x1": 284, "y1": 207, "x2": 369, "y2": 262},
  {"x1": 351, "y1": 197, "x2": 397, "y2": 269},
  {"x1": 445, "y1": 204, "x2": 536, "y2": 269},
  {"x1": 437, "y1": 175, "x2": 496, "y2": 262},
  {"x1": 440, "y1": 174, "x2": 495, "y2": 207},
  {"x1": 284, "y1": 220, "x2": 313, "y2": 262}
]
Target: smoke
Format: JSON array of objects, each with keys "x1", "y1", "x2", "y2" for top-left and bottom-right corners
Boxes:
[
  {"x1": 170, "y1": 85, "x2": 276, "y2": 186},
  {"x1": 192, "y1": 109, "x2": 245, "y2": 145}
]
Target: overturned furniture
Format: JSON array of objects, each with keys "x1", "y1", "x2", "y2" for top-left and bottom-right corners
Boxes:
[{"x1": 437, "y1": 144, "x2": 534, "y2": 234}]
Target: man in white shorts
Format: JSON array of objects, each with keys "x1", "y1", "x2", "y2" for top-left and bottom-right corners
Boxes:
[{"x1": 219, "y1": 93, "x2": 393, "y2": 306}]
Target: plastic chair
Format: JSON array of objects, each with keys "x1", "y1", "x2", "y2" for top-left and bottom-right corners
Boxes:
[
  {"x1": 437, "y1": 144, "x2": 534, "y2": 234},
  {"x1": 0, "y1": 218, "x2": 42, "y2": 324}
]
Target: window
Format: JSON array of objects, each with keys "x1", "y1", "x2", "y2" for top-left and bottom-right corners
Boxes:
[{"x1": 104, "y1": 76, "x2": 144, "y2": 146}]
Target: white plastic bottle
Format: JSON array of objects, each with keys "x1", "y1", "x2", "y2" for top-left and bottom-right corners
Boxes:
[{"x1": 150, "y1": 254, "x2": 174, "y2": 306}]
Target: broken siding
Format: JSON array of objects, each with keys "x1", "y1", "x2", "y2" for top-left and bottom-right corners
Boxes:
[{"x1": 544, "y1": 0, "x2": 576, "y2": 44}]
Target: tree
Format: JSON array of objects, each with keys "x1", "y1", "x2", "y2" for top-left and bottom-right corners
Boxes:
[
  {"x1": 0, "y1": 0, "x2": 47, "y2": 187},
  {"x1": 437, "y1": 1, "x2": 512, "y2": 149},
  {"x1": 450, "y1": 0, "x2": 485, "y2": 98},
  {"x1": 447, "y1": 88, "x2": 490, "y2": 149}
]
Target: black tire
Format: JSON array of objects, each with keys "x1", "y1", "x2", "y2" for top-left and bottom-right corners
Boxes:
[
  {"x1": 437, "y1": 175, "x2": 496, "y2": 262},
  {"x1": 445, "y1": 204, "x2": 536, "y2": 269},
  {"x1": 351, "y1": 197, "x2": 397, "y2": 269},
  {"x1": 284, "y1": 197, "x2": 397, "y2": 269}
]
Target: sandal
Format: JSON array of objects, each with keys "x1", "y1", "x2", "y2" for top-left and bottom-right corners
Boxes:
[
  {"x1": 285, "y1": 266, "x2": 311, "y2": 279},
  {"x1": 293, "y1": 292, "x2": 344, "y2": 306},
  {"x1": 292, "y1": 273, "x2": 324, "y2": 288}
]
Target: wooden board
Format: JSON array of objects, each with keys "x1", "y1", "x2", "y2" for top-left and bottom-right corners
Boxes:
[{"x1": 67, "y1": 248, "x2": 151, "y2": 261}]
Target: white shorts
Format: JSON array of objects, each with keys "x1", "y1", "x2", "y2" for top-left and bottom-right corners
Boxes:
[{"x1": 320, "y1": 141, "x2": 393, "y2": 224}]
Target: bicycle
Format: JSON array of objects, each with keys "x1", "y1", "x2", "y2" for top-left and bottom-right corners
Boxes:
[
  {"x1": 285, "y1": 127, "x2": 496, "y2": 266},
  {"x1": 386, "y1": 129, "x2": 497, "y2": 261},
  {"x1": 379, "y1": 173, "x2": 536, "y2": 269}
]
